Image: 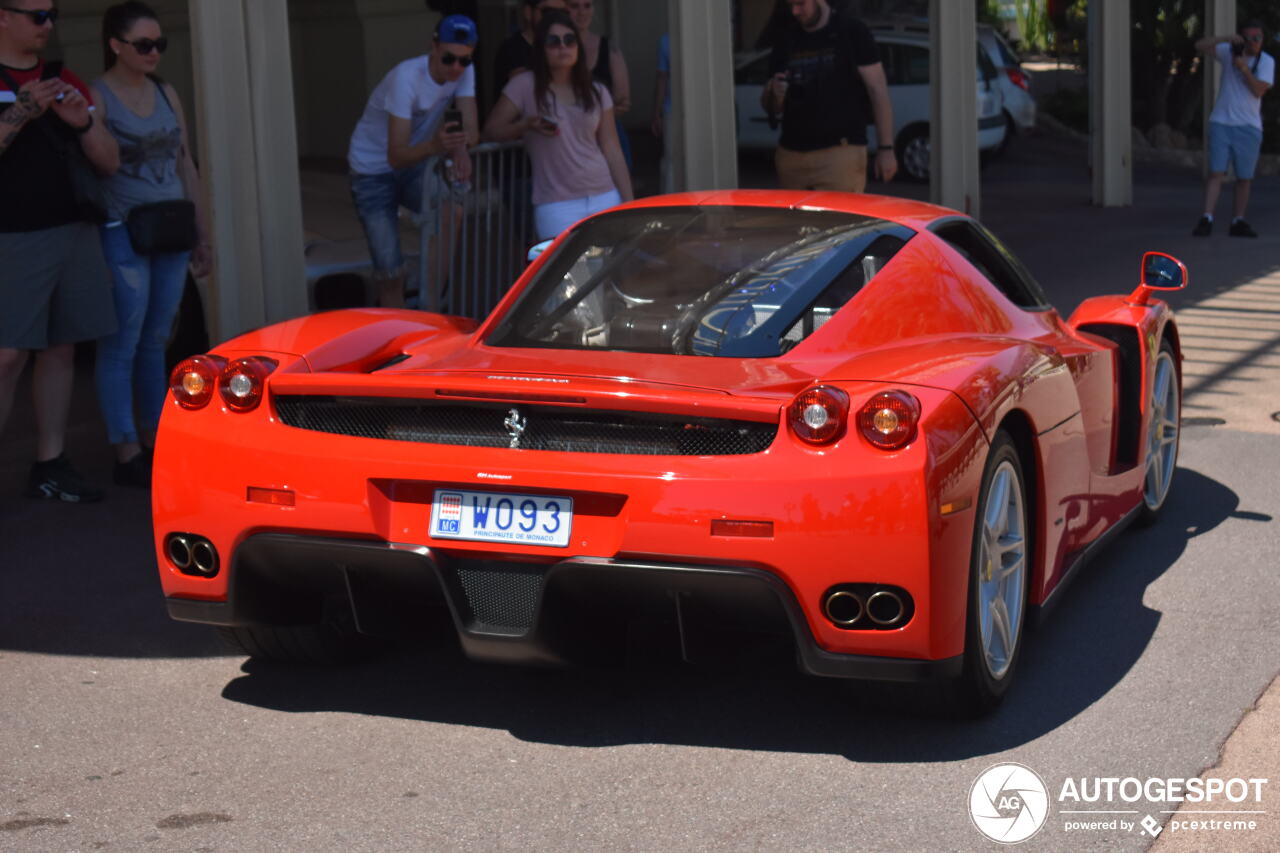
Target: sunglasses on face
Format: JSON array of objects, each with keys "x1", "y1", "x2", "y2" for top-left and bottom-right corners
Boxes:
[
  {"x1": 440, "y1": 51, "x2": 473, "y2": 67},
  {"x1": 545, "y1": 32, "x2": 578, "y2": 48},
  {"x1": 2, "y1": 5, "x2": 59, "y2": 26},
  {"x1": 1245, "y1": 34, "x2": 1263, "y2": 43},
  {"x1": 125, "y1": 36, "x2": 167, "y2": 55}
]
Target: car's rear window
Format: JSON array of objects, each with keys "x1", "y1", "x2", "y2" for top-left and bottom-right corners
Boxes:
[{"x1": 487, "y1": 206, "x2": 913, "y2": 357}]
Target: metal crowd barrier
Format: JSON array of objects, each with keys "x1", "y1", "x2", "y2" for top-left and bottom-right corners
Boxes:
[{"x1": 416, "y1": 140, "x2": 534, "y2": 320}]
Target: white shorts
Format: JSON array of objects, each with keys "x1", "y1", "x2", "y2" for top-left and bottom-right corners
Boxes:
[{"x1": 533, "y1": 189, "x2": 623, "y2": 241}]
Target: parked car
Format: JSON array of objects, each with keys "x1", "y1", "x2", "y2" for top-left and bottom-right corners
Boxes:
[
  {"x1": 734, "y1": 28, "x2": 1007, "y2": 182},
  {"x1": 978, "y1": 22, "x2": 1036, "y2": 143},
  {"x1": 156, "y1": 191, "x2": 1187, "y2": 714}
]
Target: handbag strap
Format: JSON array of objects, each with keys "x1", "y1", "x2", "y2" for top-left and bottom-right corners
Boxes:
[{"x1": 149, "y1": 75, "x2": 175, "y2": 113}]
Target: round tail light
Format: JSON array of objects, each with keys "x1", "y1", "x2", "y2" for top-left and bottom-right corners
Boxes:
[
  {"x1": 857, "y1": 390, "x2": 921, "y2": 450},
  {"x1": 788, "y1": 385, "x2": 850, "y2": 446},
  {"x1": 169, "y1": 355, "x2": 226, "y2": 410},
  {"x1": 218, "y1": 357, "x2": 278, "y2": 412}
]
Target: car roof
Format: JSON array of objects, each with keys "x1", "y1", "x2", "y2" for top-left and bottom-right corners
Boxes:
[{"x1": 608, "y1": 189, "x2": 957, "y2": 232}]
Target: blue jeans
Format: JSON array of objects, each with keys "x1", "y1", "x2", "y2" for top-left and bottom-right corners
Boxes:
[
  {"x1": 96, "y1": 223, "x2": 190, "y2": 445},
  {"x1": 350, "y1": 161, "x2": 448, "y2": 279}
]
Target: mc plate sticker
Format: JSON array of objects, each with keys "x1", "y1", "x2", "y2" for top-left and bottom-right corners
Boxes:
[{"x1": 430, "y1": 489, "x2": 573, "y2": 547}]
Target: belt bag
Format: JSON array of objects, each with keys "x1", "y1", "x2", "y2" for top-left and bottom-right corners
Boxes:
[{"x1": 126, "y1": 199, "x2": 198, "y2": 255}]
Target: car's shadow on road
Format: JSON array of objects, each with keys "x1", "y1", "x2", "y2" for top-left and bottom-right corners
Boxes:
[{"x1": 219, "y1": 462, "x2": 1267, "y2": 761}]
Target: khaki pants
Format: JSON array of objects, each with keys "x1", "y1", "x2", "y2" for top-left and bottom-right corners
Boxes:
[{"x1": 775, "y1": 143, "x2": 868, "y2": 193}]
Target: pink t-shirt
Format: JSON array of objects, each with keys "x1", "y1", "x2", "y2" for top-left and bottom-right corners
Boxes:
[{"x1": 501, "y1": 71, "x2": 615, "y2": 205}]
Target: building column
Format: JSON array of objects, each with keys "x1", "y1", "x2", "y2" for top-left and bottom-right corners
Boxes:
[
  {"x1": 929, "y1": 0, "x2": 979, "y2": 217},
  {"x1": 667, "y1": 0, "x2": 738, "y2": 191},
  {"x1": 1088, "y1": 0, "x2": 1132, "y2": 206},
  {"x1": 1202, "y1": 0, "x2": 1235, "y2": 176},
  {"x1": 188, "y1": 0, "x2": 307, "y2": 342}
]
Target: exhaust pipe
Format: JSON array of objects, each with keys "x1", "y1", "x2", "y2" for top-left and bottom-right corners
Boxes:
[
  {"x1": 823, "y1": 590, "x2": 865, "y2": 627},
  {"x1": 167, "y1": 535, "x2": 193, "y2": 570},
  {"x1": 190, "y1": 539, "x2": 219, "y2": 576},
  {"x1": 866, "y1": 589, "x2": 906, "y2": 626}
]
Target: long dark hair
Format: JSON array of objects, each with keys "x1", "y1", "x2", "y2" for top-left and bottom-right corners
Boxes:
[
  {"x1": 102, "y1": 1, "x2": 159, "y2": 71},
  {"x1": 530, "y1": 10, "x2": 599, "y2": 115}
]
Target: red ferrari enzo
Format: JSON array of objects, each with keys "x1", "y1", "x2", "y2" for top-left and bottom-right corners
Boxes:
[{"x1": 155, "y1": 192, "x2": 1185, "y2": 713}]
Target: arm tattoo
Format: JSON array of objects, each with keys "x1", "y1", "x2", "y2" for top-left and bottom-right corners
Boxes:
[
  {"x1": 2, "y1": 91, "x2": 42, "y2": 125},
  {"x1": 1, "y1": 93, "x2": 42, "y2": 156}
]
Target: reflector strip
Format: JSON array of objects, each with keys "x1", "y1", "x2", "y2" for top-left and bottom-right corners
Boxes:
[
  {"x1": 247, "y1": 487, "x2": 296, "y2": 506},
  {"x1": 710, "y1": 519, "x2": 774, "y2": 538},
  {"x1": 940, "y1": 497, "x2": 973, "y2": 516}
]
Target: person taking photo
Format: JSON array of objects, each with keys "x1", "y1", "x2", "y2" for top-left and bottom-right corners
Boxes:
[{"x1": 1, "y1": 0, "x2": 119, "y2": 502}]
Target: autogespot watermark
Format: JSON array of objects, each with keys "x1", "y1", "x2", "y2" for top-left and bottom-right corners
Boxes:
[{"x1": 967, "y1": 765, "x2": 1269, "y2": 843}]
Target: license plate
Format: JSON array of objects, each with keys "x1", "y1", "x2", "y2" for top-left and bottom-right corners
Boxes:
[{"x1": 430, "y1": 489, "x2": 573, "y2": 548}]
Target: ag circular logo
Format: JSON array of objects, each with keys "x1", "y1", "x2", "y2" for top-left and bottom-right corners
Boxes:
[{"x1": 969, "y1": 763, "x2": 1050, "y2": 844}]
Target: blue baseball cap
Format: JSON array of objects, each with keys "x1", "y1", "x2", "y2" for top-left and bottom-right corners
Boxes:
[{"x1": 437, "y1": 14, "x2": 478, "y2": 47}]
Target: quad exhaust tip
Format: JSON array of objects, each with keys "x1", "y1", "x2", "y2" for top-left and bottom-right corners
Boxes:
[
  {"x1": 166, "y1": 533, "x2": 219, "y2": 577},
  {"x1": 822, "y1": 585, "x2": 912, "y2": 630},
  {"x1": 823, "y1": 590, "x2": 865, "y2": 626}
]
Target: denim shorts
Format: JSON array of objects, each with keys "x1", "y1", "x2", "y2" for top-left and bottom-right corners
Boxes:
[
  {"x1": 1207, "y1": 122, "x2": 1263, "y2": 180},
  {"x1": 349, "y1": 160, "x2": 452, "y2": 278}
]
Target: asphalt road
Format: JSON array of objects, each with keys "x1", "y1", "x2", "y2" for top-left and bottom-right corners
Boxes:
[{"x1": 3, "y1": 130, "x2": 1279, "y2": 852}]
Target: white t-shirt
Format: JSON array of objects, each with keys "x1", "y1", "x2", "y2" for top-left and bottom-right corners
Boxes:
[
  {"x1": 1209, "y1": 43, "x2": 1274, "y2": 129},
  {"x1": 348, "y1": 55, "x2": 476, "y2": 175}
]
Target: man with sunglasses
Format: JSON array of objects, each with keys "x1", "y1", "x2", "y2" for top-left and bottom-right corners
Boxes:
[
  {"x1": 1, "y1": 0, "x2": 121, "y2": 502},
  {"x1": 1192, "y1": 20, "x2": 1273, "y2": 238},
  {"x1": 348, "y1": 13, "x2": 479, "y2": 308}
]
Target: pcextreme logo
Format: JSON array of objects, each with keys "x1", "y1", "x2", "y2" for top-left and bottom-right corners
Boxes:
[{"x1": 967, "y1": 764, "x2": 1270, "y2": 843}]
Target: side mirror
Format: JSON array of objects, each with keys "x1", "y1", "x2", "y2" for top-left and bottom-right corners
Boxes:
[
  {"x1": 1128, "y1": 251, "x2": 1188, "y2": 305},
  {"x1": 527, "y1": 240, "x2": 553, "y2": 264}
]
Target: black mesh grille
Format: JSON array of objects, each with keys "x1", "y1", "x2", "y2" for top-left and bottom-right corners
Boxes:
[
  {"x1": 452, "y1": 560, "x2": 546, "y2": 632},
  {"x1": 273, "y1": 395, "x2": 777, "y2": 456}
]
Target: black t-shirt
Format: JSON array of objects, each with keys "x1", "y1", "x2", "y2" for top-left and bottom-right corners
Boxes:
[
  {"x1": 768, "y1": 12, "x2": 881, "y2": 151},
  {"x1": 0, "y1": 61, "x2": 86, "y2": 233},
  {"x1": 494, "y1": 33, "x2": 533, "y2": 102}
]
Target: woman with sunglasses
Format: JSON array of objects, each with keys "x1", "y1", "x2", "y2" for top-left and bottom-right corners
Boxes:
[
  {"x1": 91, "y1": 1, "x2": 209, "y2": 487},
  {"x1": 484, "y1": 11, "x2": 632, "y2": 241}
]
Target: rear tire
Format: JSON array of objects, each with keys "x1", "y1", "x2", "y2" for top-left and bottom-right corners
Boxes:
[
  {"x1": 953, "y1": 431, "x2": 1029, "y2": 716},
  {"x1": 217, "y1": 600, "x2": 378, "y2": 664}
]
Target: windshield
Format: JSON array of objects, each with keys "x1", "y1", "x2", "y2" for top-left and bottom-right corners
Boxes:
[{"x1": 487, "y1": 206, "x2": 912, "y2": 357}]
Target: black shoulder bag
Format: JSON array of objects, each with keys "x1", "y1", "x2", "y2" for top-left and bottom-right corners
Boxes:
[
  {"x1": 0, "y1": 65, "x2": 109, "y2": 224},
  {"x1": 123, "y1": 79, "x2": 198, "y2": 255}
]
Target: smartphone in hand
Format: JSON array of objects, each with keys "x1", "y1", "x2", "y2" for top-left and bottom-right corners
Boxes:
[
  {"x1": 40, "y1": 60, "x2": 63, "y2": 81},
  {"x1": 443, "y1": 107, "x2": 463, "y2": 133}
]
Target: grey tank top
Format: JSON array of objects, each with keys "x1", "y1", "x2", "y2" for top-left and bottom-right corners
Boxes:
[{"x1": 93, "y1": 77, "x2": 186, "y2": 222}]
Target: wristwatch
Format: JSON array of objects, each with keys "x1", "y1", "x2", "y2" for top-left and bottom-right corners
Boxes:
[{"x1": 73, "y1": 114, "x2": 93, "y2": 134}]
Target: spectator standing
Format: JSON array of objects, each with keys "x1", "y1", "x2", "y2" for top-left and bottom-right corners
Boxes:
[
  {"x1": 483, "y1": 11, "x2": 633, "y2": 240},
  {"x1": 761, "y1": 0, "x2": 896, "y2": 192},
  {"x1": 493, "y1": 0, "x2": 567, "y2": 100},
  {"x1": 348, "y1": 14, "x2": 480, "y2": 308},
  {"x1": 565, "y1": 0, "x2": 632, "y2": 169},
  {"x1": 1191, "y1": 21, "x2": 1274, "y2": 238},
  {"x1": 0, "y1": 0, "x2": 119, "y2": 502},
  {"x1": 91, "y1": 2, "x2": 209, "y2": 487},
  {"x1": 651, "y1": 32, "x2": 674, "y2": 193}
]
